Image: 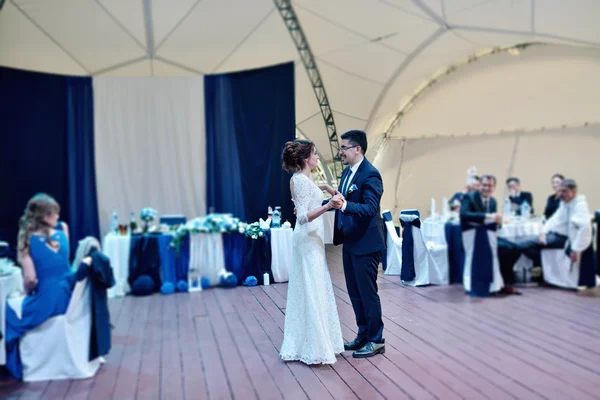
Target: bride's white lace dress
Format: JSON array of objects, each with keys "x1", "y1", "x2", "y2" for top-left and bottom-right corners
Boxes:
[{"x1": 279, "y1": 173, "x2": 344, "y2": 364}]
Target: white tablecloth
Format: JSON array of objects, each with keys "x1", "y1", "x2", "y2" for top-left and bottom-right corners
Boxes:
[
  {"x1": 190, "y1": 233, "x2": 226, "y2": 287},
  {"x1": 270, "y1": 228, "x2": 292, "y2": 283},
  {"x1": 323, "y1": 211, "x2": 335, "y2": 245},
  {"x1": 499, "y1": 219, "x2": 544, "y2": 278},
  {"x1": 422, "y1": 219, "x2": 448, "y2": 245},
  {"x1": 422, "y1": 217, "x2": 544, "y2": 243},
  {"x1": 102, "y1": 233, "x2": 131, "y2": 298},
  {"x1": 0, "y1": 269, "x2": 23, "y2": 365},
  {"x1": 498, "y1": 219, "x2": 543, "y2": 240}
]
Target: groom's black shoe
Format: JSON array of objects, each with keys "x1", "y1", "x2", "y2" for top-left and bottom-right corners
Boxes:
[
  {"x1": 352, "y1": 341, "x2": 385, "y2": 358},
  {"x1": 344, "y1": 337, "x2": 368, "y2": 351}
]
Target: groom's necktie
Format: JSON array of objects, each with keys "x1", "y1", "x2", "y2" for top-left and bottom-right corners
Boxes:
[{"x1": 337, "y1": 171, "x2": 349, "y2": 230}]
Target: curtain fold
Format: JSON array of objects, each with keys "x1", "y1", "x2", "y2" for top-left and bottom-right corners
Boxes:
[
  {"x1": 65, "y1": 77, "x2": 100, "y2": 246},
  {"x1": 0, "y1": 67, "x2": 98, "y2": 257},
  {"x1": 205, "y1": 62, "x2": 296, "y2": 281},
  {"x1": 92, "y1": 77, "x2": 207, "y2": 237}
]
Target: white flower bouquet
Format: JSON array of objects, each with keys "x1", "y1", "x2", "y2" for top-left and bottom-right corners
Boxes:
[
  {"x1": 140, "y1": 207, "x2": 158, "y2": 223},
  {"x1": 242, "y1": 222, "x2": 264, "y2": 240},
  {"x1": 170, "y1": 213, "x2": 243, "y2": 252}
]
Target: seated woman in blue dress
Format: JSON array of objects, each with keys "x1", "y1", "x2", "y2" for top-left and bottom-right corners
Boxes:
[{"x1": 4, "y1": 193, "x2": 89, "y2": 379}]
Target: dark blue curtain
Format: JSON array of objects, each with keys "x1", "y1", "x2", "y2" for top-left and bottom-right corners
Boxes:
[
  {"x1": 205, "y1": 62, "x2": 296, "y2": 281},
  {"x1": 65, "y1": 77, "x2": 100, "y2": 251},
  {"x1": 0, "y1": 67, "x2": 99, "y2": 258}
]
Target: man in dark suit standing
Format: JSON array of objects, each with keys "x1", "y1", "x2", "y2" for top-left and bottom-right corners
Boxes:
[
  {"x1": 330, "y1": 130, "x2": 386, "y2": 358},
  {"x1": 506, "y1": 177, "x2": 534, "y2": 215},
  {"x1": 460, "y1": 174, "x2": 522, "y2": 295}
]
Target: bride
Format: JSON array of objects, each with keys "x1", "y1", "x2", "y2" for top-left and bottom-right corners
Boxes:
[{"x1": 279, "y1": 139, "x2": 344, "y2": 364}]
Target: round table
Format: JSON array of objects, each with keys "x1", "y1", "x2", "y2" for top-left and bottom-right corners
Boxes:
[
  {"x1": 0, "y1": 268, "x2": 23, "y2": 365},
  {"x1": 270, "y1": 228, "x2": 292, "y2": 283},
  {"x1": 102, "y1": 233, "x2": 132, "y2": 298}
]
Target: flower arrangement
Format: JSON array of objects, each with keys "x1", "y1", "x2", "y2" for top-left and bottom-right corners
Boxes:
[
  {"x1": 140, "y1": 207, "x2": 158, "y2": 222},
  {"x1": 170, "y1": 213, "x2": 244, "y2": 252},
  {"x1": 241, "y1": 222, "x2": 264, "y2": 240},
  {"x1": 140, "y1": 207, "x2": 158, "y2": 232}
]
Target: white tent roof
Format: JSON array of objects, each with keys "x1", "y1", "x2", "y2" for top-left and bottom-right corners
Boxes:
[{"x1": 2, "y1": 0, "x2": 599, "y2": 163}]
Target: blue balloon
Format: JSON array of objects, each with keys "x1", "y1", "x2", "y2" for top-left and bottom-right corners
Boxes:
[
  {"x1": 201, "y1": 276, "x2": 211, "y2": 289},
  {"x1": 243, "y1": 276, "x2": 258, "y2": 287},
  {"x1": 131, "y1": 275, "x2": 154, "y2": 296},
  {"x1": 176, "y1": 280, "x2": 188, "y2": 292},
  {"x1": 220, "y1": 273, "x2": 238, "y2": 288},
  {"x1": 160, "y1": 282, "x2": 175, "y2": 295}
]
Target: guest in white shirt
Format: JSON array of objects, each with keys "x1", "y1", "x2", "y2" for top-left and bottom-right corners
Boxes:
[{"x1": 519, "y1": 179, "x2": 592, "y2": 265}]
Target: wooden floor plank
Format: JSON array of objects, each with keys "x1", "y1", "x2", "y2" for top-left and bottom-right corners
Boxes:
[
  {"x1": 87, "y1": 293, "x2": 139, "y2": 400},
  {"x1": 205, "y1": 289, "x2": 258, "y2": 400},
  {"x1": 194, "y1": 293, "x2": 232, "y2": 400},
  {"x1": 231, "y1": 292, "x2": 306, "y2": 400},
  {"x1": 159, "y1": 294, "x2": 185, "y2": 400},
  {"x1": 135, "y1": 294, "x2": 163, "y2": 400},
  {"x1": 177, "y1": 293, "x2": 209, "y2": 400},
  {"x1": 215, "y1": 289, "x2": 283, "y2": 400},
  {"x1": 387, "y1": 280, "x2": 600, "y2": 396},
  {"x1": 377, "y1": 278, "x2": 596, "y2": 399},
  {"x1": 2, "y1": 245, "x2": 600, "y2": 400},
  {"x1": 239, "y1": 288, "x2": 334, "y2": 400}
]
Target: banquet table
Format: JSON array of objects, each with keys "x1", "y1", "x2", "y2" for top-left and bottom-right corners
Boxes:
[{"x1": 0, "y1": 268, "x2": 23, "y2": 365}]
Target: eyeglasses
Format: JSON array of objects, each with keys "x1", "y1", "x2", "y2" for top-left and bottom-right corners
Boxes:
[{"x1": 339, "y1": 145, "x2": 358, "y2": 152}]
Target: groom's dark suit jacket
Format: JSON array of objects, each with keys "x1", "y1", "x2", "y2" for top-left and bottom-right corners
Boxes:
[
  {"x1": 460, "y1": 191, "x2": 497, "y2": 224},
  {"x1": 333, "y1": 159, "x2": 385, "y2": 255}
]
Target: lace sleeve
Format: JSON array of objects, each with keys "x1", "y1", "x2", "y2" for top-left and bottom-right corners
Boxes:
[{"x1": 292, "y1": 174, "x2": 313, "y2": 225}]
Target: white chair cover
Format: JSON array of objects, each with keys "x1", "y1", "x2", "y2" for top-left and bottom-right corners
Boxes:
[
  {"x1": 542, "y1": 225, "x2": 597, "y2": 289},
  {"x1": 541, "y1": 248, "x2": 581, "y2": 289},
  {"x1": 428, "y1": 242, "x2": 450, "y2": 286},
  {"x1": 462, "y1": 226, "x2": 504, "y2": 294},
  {"x1": 399, "y1": 214, "x2": 449, "y2": 286},
  {"x1": 9, "y1": 279, "x2": 102, "y2": 381},
  {"x1": 382, "y1": 210, "x2": 402, "y2": 276}
]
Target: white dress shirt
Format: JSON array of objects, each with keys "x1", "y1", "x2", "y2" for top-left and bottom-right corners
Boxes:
[
  {"x1": 340, "y1": 158, "x2": 364, "y2": 212},
  {"x1": 543, "y1": 194, "x2": 592, "y2": 252},
  {"x1": 480, "y1": 194, "x2": 496, "y2": 224}
]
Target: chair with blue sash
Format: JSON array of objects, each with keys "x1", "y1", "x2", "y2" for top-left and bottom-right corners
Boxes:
[
  {"x1": 382, "y1": 210, "x2": 402, "y2": 276},
  {"x1": 461, "y1": 221, "x2": 504, "y2": 296},
  {"x1": 399, "y1": 210, "x2": 448, "y2": 286},
  {"x1": 541, "y1": 225, "x2": 597, "y2": 289}
]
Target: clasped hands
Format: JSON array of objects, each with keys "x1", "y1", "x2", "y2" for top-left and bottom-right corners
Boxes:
[
  {"x1": 487, "y1": 213, "x2": 503, "y2": 225},
  {"x1": 328, "y1": 191, "x2": 345, "y2": 210},
  {"x1": 320, "y1": 184, "x2": 345, "y2": 210}
]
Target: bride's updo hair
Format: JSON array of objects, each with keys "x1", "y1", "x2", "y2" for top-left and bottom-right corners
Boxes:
[{"x1": 282, "y1": 140, "x2": 314, "y2": 173}]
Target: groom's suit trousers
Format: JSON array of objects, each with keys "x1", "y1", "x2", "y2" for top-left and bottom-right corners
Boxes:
[{"x1": 343, "y1": 246, "x2": 384, "y2": 344}]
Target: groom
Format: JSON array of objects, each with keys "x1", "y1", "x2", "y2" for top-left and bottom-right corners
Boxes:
[{"x1": 330, "y1": 130, "x2": 386, "y2": 358}]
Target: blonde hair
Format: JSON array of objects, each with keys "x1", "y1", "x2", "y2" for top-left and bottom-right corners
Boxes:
[{"x1": 18, "y1": 193, "x2": 60, "y2": 253}]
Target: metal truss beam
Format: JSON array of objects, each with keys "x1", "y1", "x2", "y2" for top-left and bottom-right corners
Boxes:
[{"x1": 274, "y1": 0, "x2": 343, "y2": 181}]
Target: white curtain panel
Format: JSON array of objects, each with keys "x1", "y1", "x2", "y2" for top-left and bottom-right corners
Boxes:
[{"x1": 93, "y1": 77, "x2": 207, "y2": 236}]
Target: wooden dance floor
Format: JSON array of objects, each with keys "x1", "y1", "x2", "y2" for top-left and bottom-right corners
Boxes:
[{"x1": 2, "y1": 245, "x2": 600, "y2": 399}]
